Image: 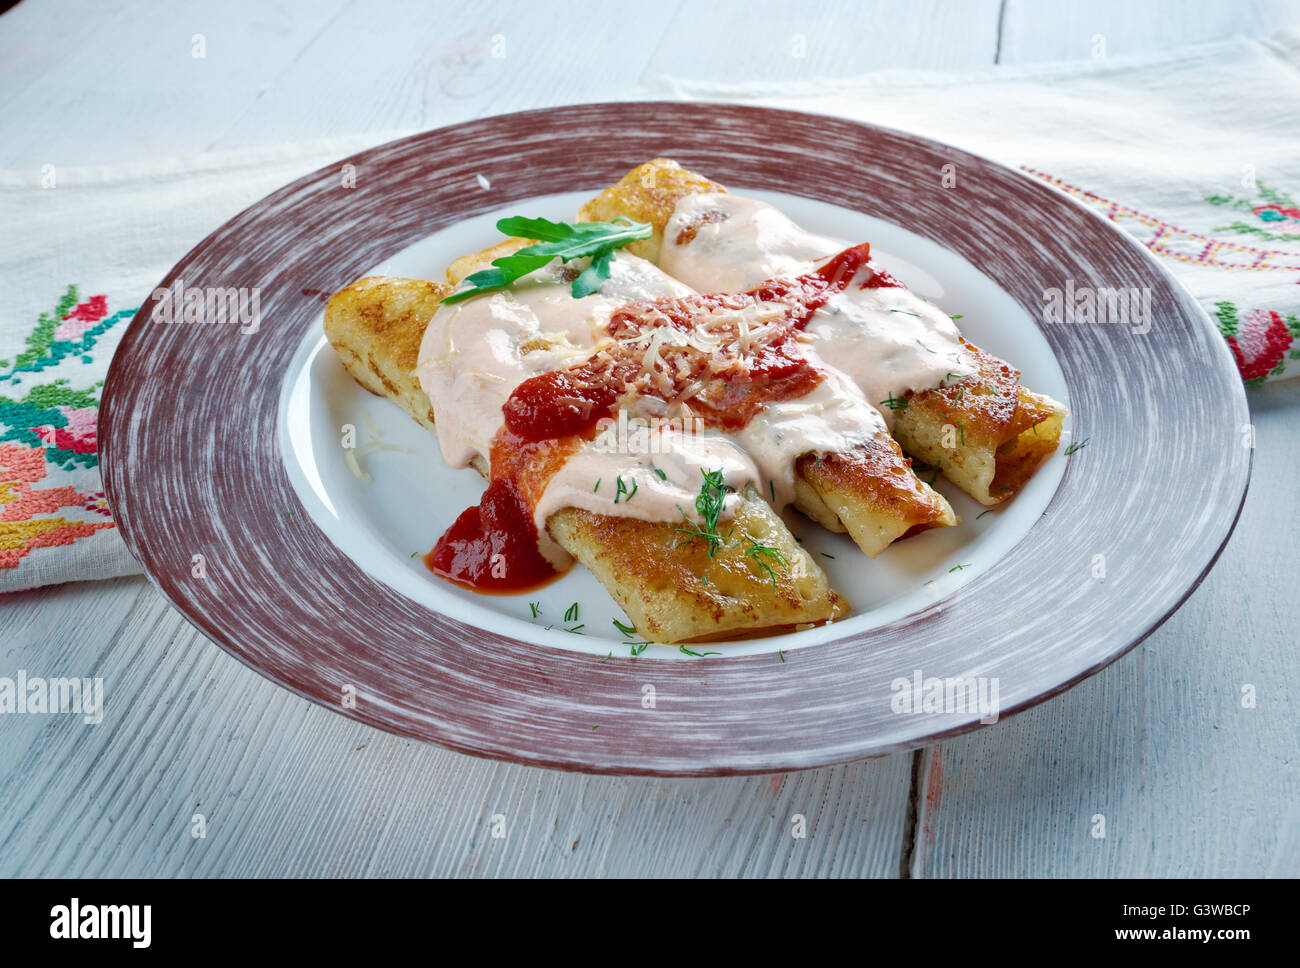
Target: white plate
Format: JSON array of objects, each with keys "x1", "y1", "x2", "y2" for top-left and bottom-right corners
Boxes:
[{"x1": 279, "y1": 188, "x2": 1071, "y2": 659}]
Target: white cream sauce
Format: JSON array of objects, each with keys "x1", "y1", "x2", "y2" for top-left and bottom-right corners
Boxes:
[
  {"x1": 537, "y1": 361, "x2": 886, "y2": 538},
  {"x1": 660, "y1": 193, "x2": 975, "y2": 427},
  {"x1": 417, "y1": 254, "x2": 767, "y2": 564},
  {"x1": 416, "y1": 254, "x2": 692, "y2": 470},
  {"x1": 416, "y1": 206, "x2": 937, "y2": 565},
  {"x1": 731, "y1": 362, "x2": 883, "y2": 506},
  {"x1": 661, "y1": 194, "x2": 841, "y2": 292},
  {"x1": 534, "y1": 423, "x2": 758, "y2": 537}
]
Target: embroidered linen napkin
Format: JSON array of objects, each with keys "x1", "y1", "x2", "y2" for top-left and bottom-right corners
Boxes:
[{"x1": 0, "y1": 134, "x2": 399, "y2": 592}]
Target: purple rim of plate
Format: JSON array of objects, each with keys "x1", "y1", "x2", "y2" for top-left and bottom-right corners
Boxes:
[{"x1": 99, "y1": 102, "x2": 1251, "y2": 777}]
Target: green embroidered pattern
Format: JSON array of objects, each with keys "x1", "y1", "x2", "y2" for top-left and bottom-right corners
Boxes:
[
  {"x1": 1213, "y1": 300, "x2": 1239, "y2": 338},
  {"x1": 0, "y1": 285, "x2": 135, "y2": 471},
  {"x1": 1204, "y1": 181, "x2": 1300, "y2": 242},
  {"x1": 1, "y1": 286, "x2": 133, "y2": 382}
]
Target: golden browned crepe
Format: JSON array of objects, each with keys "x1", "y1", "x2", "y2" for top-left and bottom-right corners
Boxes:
[
  {"x1": 325, "y1": 275, "x2": 447, "y2": 433},
  {"x1": 577, "y1": 160, "x2": 726, "y2": 265},
  {"x1": 892, "y1": 343, "x2": 1068, "y2": 506},
  {"x1": 551, "y1": 487, "x2": 848, "y2": 643}
]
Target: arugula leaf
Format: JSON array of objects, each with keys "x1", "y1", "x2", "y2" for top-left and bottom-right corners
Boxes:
[
  {"x1": 572, "y1": 246, "x2": 615, "y2": 299},
  {"x1": 442, "y1": 216, "x2": 652, "y2": 304}
]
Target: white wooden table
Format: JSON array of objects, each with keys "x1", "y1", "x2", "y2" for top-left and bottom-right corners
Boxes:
[{"x1": 1, "y1": 0, "x2": 1296, "y2": 877}]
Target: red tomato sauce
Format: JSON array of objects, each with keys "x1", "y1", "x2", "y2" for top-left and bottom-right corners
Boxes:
[
  {"x1": 426, "y1": 431, "x2": 580, "y2": 592},
  {"x1": 425, "y1": 478, "x2": 557, "y2": 591},
  {"x1": 427, "y1": 244, "x2": 872, "y2": 592},
  {"x1": 859, "y1": 265, "x2": 903, "y2": 289}
]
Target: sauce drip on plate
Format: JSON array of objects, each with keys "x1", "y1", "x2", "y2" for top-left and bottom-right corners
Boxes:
[{"x1": 426, "y1": 478, "x2": 556, "y2": 591}]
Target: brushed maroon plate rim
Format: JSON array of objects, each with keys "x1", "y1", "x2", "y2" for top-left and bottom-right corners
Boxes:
[{"x1": 100, "y1": 102, "x2": 1250, "y2": 776}]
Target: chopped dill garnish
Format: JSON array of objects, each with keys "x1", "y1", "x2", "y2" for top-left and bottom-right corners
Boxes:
[
  {"x1": 950, "y1": 313, "x2": 964, "y2": 319},
  {"x1": 778, "y1": 649, "x2": 787, "y2": 663},
  {"x1": 891, "y1": 309, "x2": 922, "y2": 318},
  {"x1": 564, "y1": 602, "x2": 579, "y2": 622},
  {"x1": 653, "y1": 467, "x2": 667, "y2": 481},
  {"x1": 612, "y1": 618, "x2": 636, "y2": 637},
  {"x1": 593, "y1": 478, "x2": 600, "y2": 493},
  {"x1": 602, "y1": 652, "x2": 612, "y2": 662},
  {"x1": 614, "y1": 475, "x2": 638, "y2": 503},
  {"x1": 675, "y1": 468, "x2": 733, "y2": 557},
  {"x1": 768, "y1": 479, "x2": 776, "y2": 502},
  {"x1": 916, "y1": 339, "x2": 935, "y2": 354},
  {"x1": 948, "y1": 563, "x2": 972, "y2": 573},
  {"x1": 822, "y1": 552, "x2": 835, "y2": 559},
  {"x1": 1064, "y1": 437, "x2": 1090, "y2": 456},
  {"x1": 564, "y1": 624, "x2": 585, "y2": 634},
  {"x1": 679, "y1": 645, "x2": 721, "y2": 657},
  {"x1": 745, "y1": 540, "x2": 790, "y2": 589},
  {"x1": 671, "y1": 470, "x2": 791, "y2": 588},
  {"x1": 676, "y1": 524, "x2": 736, "y2": 553},
  {"x1": 528, "y1": 602, "x2": 540, "y2": 618},
  {"x1": 976, "y1": 509, "x2": 993, "y2": 519},
  {"x1": 627, "y1": 641, "x2": 651, "y2": 656},
  {"x1": 880, "y1": 394, "x2": 909, "y2": 411}
]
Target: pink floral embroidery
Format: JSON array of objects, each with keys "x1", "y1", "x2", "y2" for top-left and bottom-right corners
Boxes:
[{"x1": 32, "y1": 405, "x2": 98, "y2": 455}]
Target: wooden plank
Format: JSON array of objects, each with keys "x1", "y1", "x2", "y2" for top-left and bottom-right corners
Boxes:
[
  {"x1": 0, "y1": 576, "x2": 912, "y2": 876},
  {"x1": 998, "y1": 0, "x2": 1298, "y2": 64},
  {"x1": 643, "y1": 0, "x2": 1003, "y2": 81},
  {"x1": 0, "y1": 0, "x2": 352, "y2": 166},
  {"x1": 0, "y1": 0, "x2": 142, "y2": 108},
  {"x1": 0, "y1": 576, "x2": 148, "y2": 784},
  {"x1": 200, "y1": 0, "x2": 689, "y2": 147},
  {"x1": 0, "y1": 0, "x2": 1008, "y2": 168},
  {"x1": 911, "y1": 380, "x2": 1300, "y2": 877}
]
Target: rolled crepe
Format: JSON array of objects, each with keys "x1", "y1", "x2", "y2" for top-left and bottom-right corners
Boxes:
[
  {"x1": 579, "y1": 158, "x2": 1068, "y2": 508},
  {"x1": 324, "y1": 250, "x2": 848, "y2": 642},
  {"x1": 581, "y1": 161, "x2": 960, "y2": 551}
]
